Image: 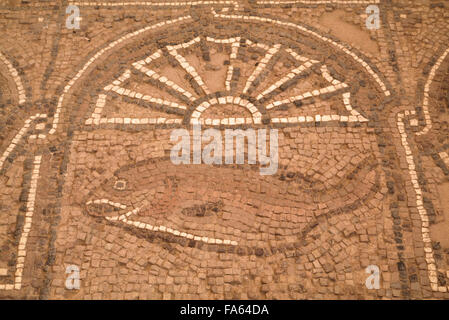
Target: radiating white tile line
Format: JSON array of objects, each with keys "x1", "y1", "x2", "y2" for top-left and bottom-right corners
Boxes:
[
  {"x1": 51, "y1": 10, "x2": 392, "y2": 135},
  {"x1": 87, "y1": 70, "x2": 131, "y2": 123},
  {"x1": 269, "y1": 63, "x2": 368, "y2": 123},
  {"x1": 205, "y1": 36, "x2": 239, "y2": 44},
  {"x1": 439, "y1": 151, "x2": 449, "y2": 168},
  {"x1": 229, "y1": 38, "x2": 241, "y2": 92},
  {"x1": 46, "y1": 15, "x2": 192, "y2": 137},
  {"x1": 190, "y1": 96, "x2": 262, "y2": 125},
  {"x1": 320, "y1": 64, "x2": 341, "y2": 85},
  {"x1": 267, "y1": 85, "x2": 345, "y2": 108},
  {"x1": 108, "y1": 84, "x2": 187, "y2": 110},
  {"x1": 212, "y1": 9, "x2": 390, "y2": 97},
  {"x1": 0, "y1": 155, "x2": 42, "y2": 290},
  {"x1": 243, "y1": 43, "x2": 281, "y2": 94},
  {"x1": 225, "y1": 65, "x2": 234, "y2": 91},
  {"x1": 342, "y1": 91, "x2": 368, "y2": 122},
  {"x1": 246, "y1": 39, "x2": 270, "y2": 51},
  {"x1": 86, "y1": 67, "x2": 186, "y2": 126},
  {"x1": 417, "y1": 47, "x2": 449, "y2": 136},
  {"x1": 256, "y1": 49, "x2": 318, "y2": 100},
  {"x1": 230, "y1": 38, "x2": 241, "y2": 57},
  {"x1": 266, "y1": 81, "x2": 348, "y2": 110},
  {"x1": 397, "y1": 111, "x2": 448, "y2": 293},
  {"x1": 323, "y1": 65, "x2": 367, "y2": 121},
  {"x1": 0, "y1": 51, "x2": 26, "y2": 105},
  {"x1": 132, "y1": 50, "x2": 197, "y2": 102},
  {"x1": 1, "y1": 115, "x2": 46, "y2": 289},
  {"x1": 86, "y1": 117, "x2": 182, "y2": 126},
  {"x1": 199, "y1": 117, "x2": 254, "y2": 126},
  {"x1": 257, "y1": 0, "x2": 380, "y2": 4},
  {"x1": 88, "y1": 94, "x2": 107, "y2": 122}
]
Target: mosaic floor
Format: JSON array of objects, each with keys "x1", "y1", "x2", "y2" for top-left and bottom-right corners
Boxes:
[{"x1": 0, "y1": 0, "x2": 448, "y2": 299}]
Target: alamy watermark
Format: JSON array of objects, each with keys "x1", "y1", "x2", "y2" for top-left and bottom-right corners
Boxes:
[
  {"x1": 170, "y1": 125, "x2": 278, "y2": 176},
  {"x1": 365, "y1": 265, "x2": 380, "y2": 289},
  {"x1": 366, "y1": 5, "x2": 380, "y2": 30},
  {"x1": 65, "y1": 264, "x2": 80, "y2": 290},
  {"x1": 66, "y1": 5, "x2": 81, "y2": 30}
]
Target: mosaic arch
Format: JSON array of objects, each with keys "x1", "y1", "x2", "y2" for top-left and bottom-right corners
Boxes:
[
  {"x1": 0, "y1": 51, "x2": 31, "y2": 291},
  {"x1": 35, "y1": 9, "x2": 412, "y2": 299},
  {"x1": 0, "y1": 0, "x2": 448, "y2": 302}
]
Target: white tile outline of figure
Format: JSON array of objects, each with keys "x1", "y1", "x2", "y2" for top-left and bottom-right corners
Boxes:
[
  {"x1": 0, "y1": 51, "x2": 26, "y2": 105},
  {"x1": 416, "y1": 47, "x2": 449, "y2": 136},
  {"x1": 85, "y1": 200, "x2": 238, "y2": 246},
  {"x1": 85, "y1": 35, "x2": 371, "y2": 127},
  {"x1": 35, "y1": 15, "x2": 193, "y2": 138},
  {"x1": 0, "y1": 155, "x2": 42, "y2": 290}
]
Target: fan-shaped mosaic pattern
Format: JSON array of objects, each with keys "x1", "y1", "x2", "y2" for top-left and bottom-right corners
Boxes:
[{"x1": 1, "y1": 2, "x2": 449, "y2": 301}]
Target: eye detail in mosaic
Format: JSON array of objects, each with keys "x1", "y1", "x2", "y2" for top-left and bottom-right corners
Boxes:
[{"x1": 0, "y1": 2, "x2": 449, "y2": 302}]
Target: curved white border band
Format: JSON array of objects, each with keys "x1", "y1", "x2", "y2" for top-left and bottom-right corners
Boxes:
[{"x1": 0, "y1": 51, "x2": 26, "y2": 105}]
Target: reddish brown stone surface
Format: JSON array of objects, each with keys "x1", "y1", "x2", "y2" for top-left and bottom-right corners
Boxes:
[{"x1": 0, "y1": 1, "x2": 448, "y2": 299}]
